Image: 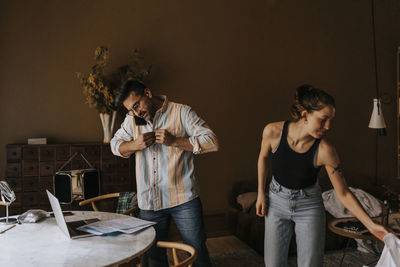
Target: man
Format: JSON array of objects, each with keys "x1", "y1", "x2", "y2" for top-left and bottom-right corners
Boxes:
[{"x1": 110, "y1": 80, "x2": 218, "y2": 267}]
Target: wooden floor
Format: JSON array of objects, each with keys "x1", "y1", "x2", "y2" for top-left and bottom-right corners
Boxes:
[{"x1": 206, "y1": 235, "x2": 251, "y2": 255}]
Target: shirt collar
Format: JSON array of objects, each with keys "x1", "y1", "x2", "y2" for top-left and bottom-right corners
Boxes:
[{"x1": 158, "y1": 95, "x2": 168, "y2": 113}]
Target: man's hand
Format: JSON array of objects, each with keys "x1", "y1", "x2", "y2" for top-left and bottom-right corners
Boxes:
[
  {"x1": 155, "y1": 130, "x2": 176, "y2": 146},
  {"x1": 133, "y1": 132, "x2": 156, "y2": 150}
]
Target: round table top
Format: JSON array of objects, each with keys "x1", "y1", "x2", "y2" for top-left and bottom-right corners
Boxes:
[
  {"x1": 0, "y1": 211, "x2": 156, "y2": 267},
  {"x1": 328, "y1": 212, "x2": 400, "y2": 240}
]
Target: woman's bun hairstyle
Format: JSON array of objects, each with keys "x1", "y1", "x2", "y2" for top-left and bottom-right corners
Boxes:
[{"x1": 290, "y1": 84, "x2": 335, "y2": 121}]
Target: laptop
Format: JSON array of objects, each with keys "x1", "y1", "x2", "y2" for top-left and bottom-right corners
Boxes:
[{"x1": 46, "y1": 190, "x2": 100, "y2": 239}]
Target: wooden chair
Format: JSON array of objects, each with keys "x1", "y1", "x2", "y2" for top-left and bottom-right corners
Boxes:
[
  {"x1": 78, "y1": 193, "x2": 138, "y2": 216},
  {"x1": 157, "y1": 241, "x2": 197, "y2": 267}
]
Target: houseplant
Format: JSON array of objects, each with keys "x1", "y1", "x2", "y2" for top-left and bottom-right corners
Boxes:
[{"x1": 77, "y1": 46, "x2": 151, "y2": 143}]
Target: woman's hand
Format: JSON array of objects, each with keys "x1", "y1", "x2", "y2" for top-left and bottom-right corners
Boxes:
[
  {"x1": 368, "y1": 223, "x2": 393, "y2": 241},
  {"x1": 256, "y1": 193, "x2": 267, "y2": 217}
]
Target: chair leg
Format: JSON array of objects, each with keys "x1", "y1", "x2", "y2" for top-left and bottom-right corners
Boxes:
[
  {"x1": 172, "y1": 248, "x2": 179, "y2": 265},
  {"x1": 339, "y1": 238, "x2": 352, "y2": 267}
]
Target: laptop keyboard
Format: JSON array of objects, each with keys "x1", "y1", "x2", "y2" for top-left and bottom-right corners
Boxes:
[{"x1": 67, "y1": 218, "x2": 100, "y2": 236}]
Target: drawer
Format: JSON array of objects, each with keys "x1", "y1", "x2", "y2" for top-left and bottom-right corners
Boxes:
[
  {"x1": 102, "y1": 145, "x2": 115, "y2": 159},
  {"x1": 38, "y1": 193, "x2": 52, "y2": 207},
  {"x1": 101, "y1": 173, "x2": 113, "y2": 185},
  {"x1": 102, "y1": 173, "x2": 130, "y2": 185},
  {"x1": 102, "y1": 160, "x2": 116, "y2": 173},
  {"x1": 116, "y1": 158, "x2": 130, "y2": 169},
  {"x1": 56, "y1": 145, "x2": 70, "y2": 161},
  {"x1": 22, "y1": 192, "x2": 39, "y2": 207},
  {"x1": 114, "y1": 174, "x2": 130, "y2": 185},
  {"x1": 40, "y1": 147, "x2": 55, "y2": 161},
  {"x1": 40, "y1": 162, "x2": 55, "y2": 176},
  {"x1": 56, "y1": 161, "x2": 70, "y2": 172},
  {"x1": 23, "y1": 147, "x2": 39, "y2": 160},
  {"x1": 22, "y1": 177, "x2": 39, "y2": 192},
  {"x1": 84, "y1": 146, "x2": 101, "y2": 161},
  {"x1": 13, "y1": 192, "x2": 22, "y2": 207},
  {"x1": 23, "y1": 161, "x2": 38, "y2": 176},
  {"x1": 5, "y1": 178, "x2": 22, "y2": 192},
  {"x1": 39, "y1": 203, "x2": 52, "y2": 212},
  {"x1": 7, "y1": 147, "x2": 22, "y2": 161},
  {"x1": 6, "y1": 162, "x2": 21, "y2": 177},
  {"x1": 71, "y1": 146, "x2": 100, "y2": 161},
  {"x1": 39, "y1": 176, "x2": 53, "y2": 191},
  {"x1": 71, "y1": 160, "x2": 99, "y2": 170},
  {"x1": 116, "y1": 159, "x2": 130, "y2": 175},
  {"x1": 103, "y1": 185, "x2": 131, "y2": 194}
]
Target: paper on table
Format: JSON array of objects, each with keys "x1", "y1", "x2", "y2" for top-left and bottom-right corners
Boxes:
[{"x1": 77, "y1": 217, "x2": 156, "y2": 235}]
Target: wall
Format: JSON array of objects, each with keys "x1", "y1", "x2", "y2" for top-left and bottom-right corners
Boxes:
[{"x1": 1, "y1": 0, "x2": 400, "y2": 215}]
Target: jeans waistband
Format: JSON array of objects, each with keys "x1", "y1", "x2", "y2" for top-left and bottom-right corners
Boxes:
[{"x1": 271, "y1": 177, "x2": 319, "y2": 196}]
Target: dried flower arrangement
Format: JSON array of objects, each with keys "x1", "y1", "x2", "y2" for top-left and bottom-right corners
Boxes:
[
  {"x1": 76, "y1": 46, "x2": 151, "y2": 113},
  {"x1": 76, "y1": 46, "x2": 151, "y2": 142}
]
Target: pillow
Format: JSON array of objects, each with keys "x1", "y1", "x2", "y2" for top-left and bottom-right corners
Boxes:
[{"x1": 236, "y1": 192, "x2": 257, "y2": 213}]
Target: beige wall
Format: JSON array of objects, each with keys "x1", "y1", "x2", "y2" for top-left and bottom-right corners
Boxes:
[{"x1": 1, "y1": 0, "x2": 400, "y2": 215}]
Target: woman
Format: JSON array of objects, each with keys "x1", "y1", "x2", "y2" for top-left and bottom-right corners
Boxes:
[{"x1": 256, "y1": 85, "x2": 390, "y2": 267}]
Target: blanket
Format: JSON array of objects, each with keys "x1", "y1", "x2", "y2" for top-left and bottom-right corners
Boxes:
[{"x1": 322, "y1": 187, "x2": 383, "y2": 254}]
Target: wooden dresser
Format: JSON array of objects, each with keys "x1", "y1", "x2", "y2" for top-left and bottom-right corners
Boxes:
[{"x1": 5, "y1": 143, "x2": 135, "y2": 215}]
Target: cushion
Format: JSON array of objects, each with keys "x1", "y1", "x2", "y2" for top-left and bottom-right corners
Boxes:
[
  {"x1": 236, "y1": 192, "x2": 257, "y2": 213},
  {"x1": 116, "y1": 192, "x2": 137, "y2": 214}
]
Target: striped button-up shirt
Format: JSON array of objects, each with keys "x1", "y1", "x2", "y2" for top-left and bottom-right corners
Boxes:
[{"x1": 110, "y1": 96, "x2": 219, "y2": 210}]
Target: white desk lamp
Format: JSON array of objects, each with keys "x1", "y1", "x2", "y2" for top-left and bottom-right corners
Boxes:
[{"x1": 0, "y1": 181, "x2": 18, "y2": 224}]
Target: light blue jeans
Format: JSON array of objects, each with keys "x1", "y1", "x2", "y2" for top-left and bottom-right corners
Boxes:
[
  {"x1": 139, "y1": 197, "x2": 212, "y2": 267},
  {"x1": 264, "y1": 178, "x2": 326, "y2": 267}
]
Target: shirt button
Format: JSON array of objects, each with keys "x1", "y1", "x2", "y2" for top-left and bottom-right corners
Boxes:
[
  {"x1": 153, "y1": 157, "x2": 156, "y2": 160},
  {"x1": 154, "y1": 170, "x2": 156, "y2": 173}
]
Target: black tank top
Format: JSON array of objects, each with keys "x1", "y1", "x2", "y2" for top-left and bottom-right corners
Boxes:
[{"x1": 271, "y1": 121, "x2": 321, "y2": 189}]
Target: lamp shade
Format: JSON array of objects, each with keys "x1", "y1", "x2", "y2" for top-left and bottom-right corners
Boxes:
[{"x1": 368, "y1": 98, "x2": 386, "y2": 129}]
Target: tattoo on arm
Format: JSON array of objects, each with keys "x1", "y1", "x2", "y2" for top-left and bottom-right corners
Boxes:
[{"x1": 331, "y1": 164, "x2": 344, "y2": 177}]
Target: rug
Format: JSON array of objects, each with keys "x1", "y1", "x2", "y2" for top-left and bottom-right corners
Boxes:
[
  {"x1": 209, "y1": 247, "x2": 380, "y2": 267},
  {"x1": 211, "y1": 249, "x2": 265, "y2": 267}
]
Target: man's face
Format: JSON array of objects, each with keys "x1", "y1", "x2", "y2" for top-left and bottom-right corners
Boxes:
[{"x1": 123, "y1": 90, "x2": 155, "y2": 121}]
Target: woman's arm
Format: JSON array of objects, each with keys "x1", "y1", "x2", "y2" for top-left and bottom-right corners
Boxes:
[
  {"x1": 319, "y1": 140, "x2": 390, "y2": 241},
  {"x1": 256, "y1": 123, "x2": 280, "y2": 217}
]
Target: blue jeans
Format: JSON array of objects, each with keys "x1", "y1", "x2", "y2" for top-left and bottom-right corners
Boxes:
[
  {"x1": 139, "y1": 197, "x2": 212, "y2": 267},
  {"x1": 264, "y1": 178, "x2": 326, "y2": 267}
]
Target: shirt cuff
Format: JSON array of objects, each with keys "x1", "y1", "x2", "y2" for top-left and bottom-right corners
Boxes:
[
  {"x1": 189, "y1": 137, "x2": 201, "y2": 155},
  {"x1": 111, "y1": 140, "x2": 130, "y2": 158}
]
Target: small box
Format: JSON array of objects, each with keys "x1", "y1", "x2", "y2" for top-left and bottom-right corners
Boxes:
[{"x1": 28, "y1": 138, "x2": 47, "y2": 145}]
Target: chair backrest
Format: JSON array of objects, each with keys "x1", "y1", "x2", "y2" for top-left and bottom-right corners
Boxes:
[
  {"x1": 157, "y1": 241, "x2": 197, "y2": 267},
  {"x1": 78, "y1": 192, "x2": 138, "y2": 216}
]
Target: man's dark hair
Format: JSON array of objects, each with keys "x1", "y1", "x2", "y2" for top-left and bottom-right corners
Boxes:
[{"x1": 114, "y1": 80, "x2": 147, "y2": 107}]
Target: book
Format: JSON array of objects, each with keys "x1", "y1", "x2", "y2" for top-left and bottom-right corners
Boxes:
[{"x1": 28, "y1": 138, "x2": 47, "y2": 145}]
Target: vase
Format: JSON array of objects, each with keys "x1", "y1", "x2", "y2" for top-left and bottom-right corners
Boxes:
[{"x1": 99, "y1": 111, "x2": 117, "y2": 143}]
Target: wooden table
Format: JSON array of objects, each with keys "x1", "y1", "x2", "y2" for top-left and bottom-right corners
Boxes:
[
  {"x1": 328, "y1": 212, "x2": 400, "y2": 267},
  {"x1": 0, "y1": 211, "x2": 156, "y2": 267},
  {"x1": 328, "y1": 212, "x2": 400, "y2": 240}
]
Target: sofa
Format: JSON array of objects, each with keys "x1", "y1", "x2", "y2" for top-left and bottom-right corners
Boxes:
[{"x1": 226, "y1": 180, "x2": 350, "y2": 256}]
